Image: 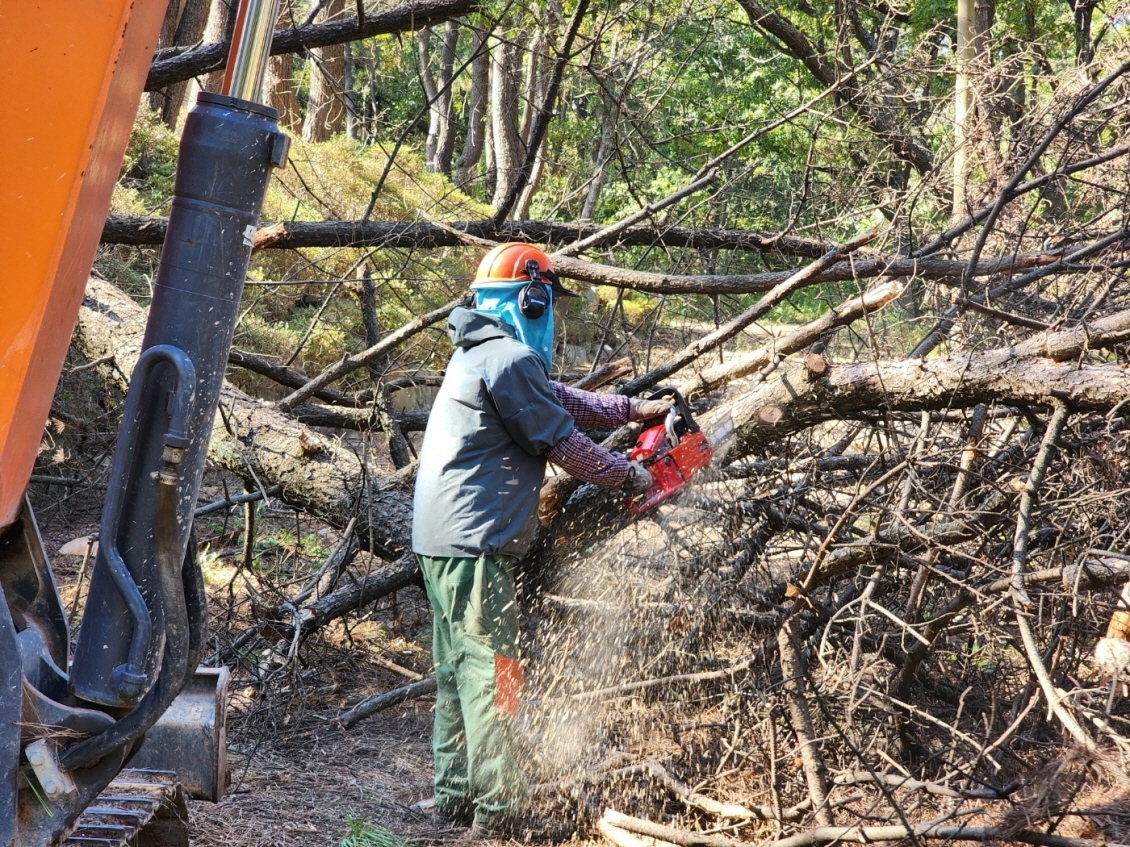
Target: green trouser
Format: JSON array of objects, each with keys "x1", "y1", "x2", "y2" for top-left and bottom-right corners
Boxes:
[{"x1": 417, "y1": 553, "x2": 528, "y2": 824}]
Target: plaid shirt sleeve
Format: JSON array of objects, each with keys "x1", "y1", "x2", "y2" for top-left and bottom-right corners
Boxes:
[
  {"x1": 547, "y1": 429, "x2": 630, "y2": 488},
  {"x1": 550, "y1": 382, "x2": 630, "y2": 429}
]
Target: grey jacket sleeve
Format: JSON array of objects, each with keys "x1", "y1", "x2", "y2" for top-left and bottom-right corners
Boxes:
[{"x1": 487, "y1": 352, "x2": 574, "y2": 456}]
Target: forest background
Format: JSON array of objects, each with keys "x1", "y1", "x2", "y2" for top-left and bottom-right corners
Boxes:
[{"x1": 33, "y1": 0, "x2": 1130, "y2": 844}]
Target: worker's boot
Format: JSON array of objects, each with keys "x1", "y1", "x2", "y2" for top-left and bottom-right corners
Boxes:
[
  {"x1": 471, "y1": 811, "x2": 576, "y2": 843},
  {"x1": 432, "y1": 801, "x2": 474, "y2": 828}
]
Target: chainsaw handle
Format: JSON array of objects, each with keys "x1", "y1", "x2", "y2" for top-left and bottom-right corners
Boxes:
[
  {"x1": 664, "y1": 406, "x2": 679, "y2": 448},
  {"x1": 643, "y1": 387, "x2": 700, "y2": 435}
]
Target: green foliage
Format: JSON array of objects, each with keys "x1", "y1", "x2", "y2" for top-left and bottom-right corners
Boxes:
[
  {"x1": 264, "y1": 136, "x2": 485, "y2": 225},
  {"x1": 112, "y1": 108, "x2": 179, "y2": 215},
  {"x1": 225, "y1": 137, "x2": 488, "y2": 379},
  {"x1": 340, "y1": 818, "x2": 412, "y2": 847}
]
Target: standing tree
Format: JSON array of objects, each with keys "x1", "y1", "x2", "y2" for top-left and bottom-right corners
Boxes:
[{"x1": 302, "y1": 0, "x2": 348, "y2": 141}]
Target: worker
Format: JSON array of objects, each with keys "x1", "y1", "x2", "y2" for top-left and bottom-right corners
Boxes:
[{"x1": 412, "y1": 243, "x2": 673, "y2": 841}]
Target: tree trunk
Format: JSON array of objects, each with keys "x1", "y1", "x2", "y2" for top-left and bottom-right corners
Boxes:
[
  {"x1": 186, "y1": 0, "x2": 232, "y2": 105},
  {"x1": 454, "y1": 29, "x2": 489, "y2": 192},
  {"x1": 149, "y1": 0, "x2": 185, "y2": 116},
  {"x1": 581, "y1": 67, "x2": 626, "y2": 221},
  {"x1": 434, "y1": 20, "x2": 460, "y2": 175},
  {"x1": 303, "y1": 0, "x2": 348, "y2": 142},
  {"x1": 266, "y1": 53, "x2": 303, "y2": 133},
  {"x1": 416, "y1": 23, "x2": 458, "y2": 173},
  {"x1": 150, "y1": 0, "x2": 211, "y2": 128},
  {"x1": 343, "y1": 41, "x2": 357, "y2": 139},
  {"x1": 953, "y1": 0, "x2": 974, "y2": 215},
  {"x1": 265, "y1": 0, "x2": 302, "y2": 132},
  {"x1": 418, "y1": 27, "x2": 440, "y2": 167},
  {"x1": 358, "y1": 268, "x2": 413, "y2": 469},
  {"x1": 513, "y1": 13, "x2": 558, "y2": 220},
  {"x1": 708, "y1": 312, "x2": 1130, "y2": 460},
  {"x1": 489, "y1": 32, "x2": 522, "y2": 211},
  {"x1": 516, "y1": 29, "x2": 540, "y2": 149},
  {"x1": 1072, "y1": 0, "x2": 1097, "y2": 65}
]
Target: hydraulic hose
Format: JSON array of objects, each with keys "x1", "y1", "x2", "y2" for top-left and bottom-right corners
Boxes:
[
  {"x1": 61, "y1": 461, "x2": 190, "y2": 770},
  {"x1": 86, "y1": 345, "x2": 194, "y2": 701}
]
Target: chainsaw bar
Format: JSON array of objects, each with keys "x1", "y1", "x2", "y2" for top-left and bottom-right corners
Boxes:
[{"x1": 64, "y1": 769, "x2": 187, "y2": 847}]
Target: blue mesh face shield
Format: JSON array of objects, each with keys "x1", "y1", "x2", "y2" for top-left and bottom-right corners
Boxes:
[{"x1": 471, "y1": 280, "x2": 555, "y2": 372}]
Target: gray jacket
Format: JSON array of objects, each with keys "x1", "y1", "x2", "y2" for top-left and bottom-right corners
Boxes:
[{"x1": 411, "y1": 308, "x2": 574, "y2": 559}]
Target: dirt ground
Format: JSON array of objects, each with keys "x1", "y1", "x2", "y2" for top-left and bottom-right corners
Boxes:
[{"x1": 188, "y1": 686, "x2": 444, "y2": 847}]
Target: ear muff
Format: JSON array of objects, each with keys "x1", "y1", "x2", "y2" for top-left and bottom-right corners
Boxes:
[
  {"x1": 517, "y1": 283, "x2": 550, "y2": 319},
  {"x1": 517, "y1": 259, "x2": 551, "y2": 319}
]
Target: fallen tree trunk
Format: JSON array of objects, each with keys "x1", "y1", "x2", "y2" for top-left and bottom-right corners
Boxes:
[
  {"x1": 710, "y1": 307, "x2": 1130, "y2": 459},
  {"x1": 144, "y1": 0, "x2": 481, "y2": 90},
  {"x1": 75, "y1": 278, "x2": 414, "y2": 559},
  {"x1": 74, "y1": 277, "x2": 1130, "y2": 607},
  {"x1": 102, "y1": 216, "x2": 833, "y2": 257}
]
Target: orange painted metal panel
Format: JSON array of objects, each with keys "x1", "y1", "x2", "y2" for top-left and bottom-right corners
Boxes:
[{"x1": 0, "y1": 1, "x2": 167, "y2": 529}]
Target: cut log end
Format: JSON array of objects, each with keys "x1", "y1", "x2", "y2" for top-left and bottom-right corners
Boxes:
[
  {"x1": 759, "y1": 404, "x2": 787, "y2": 425},
  {"x1": 804, "y1": 353, "x2": 828, "y2": 379}
]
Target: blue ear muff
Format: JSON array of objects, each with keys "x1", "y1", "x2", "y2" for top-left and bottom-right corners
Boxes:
[{"x1": 518, "y1": 259, "x2": 551, "y2": 319}]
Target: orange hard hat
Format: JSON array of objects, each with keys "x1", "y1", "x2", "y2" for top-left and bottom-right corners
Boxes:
[
  {"x1": 475, "y1": 243, "x2": 551, "y2": 282},
  {"x1": 474, "y1": 243, "x2": 577, "y2": 296}
]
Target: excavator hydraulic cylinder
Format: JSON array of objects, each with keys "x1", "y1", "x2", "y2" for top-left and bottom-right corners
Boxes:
[{"x1": 71, "y1": 93, "x2": 288, "y2": 708}]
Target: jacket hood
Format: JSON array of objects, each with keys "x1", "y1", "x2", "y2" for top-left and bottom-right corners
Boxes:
[{"x1": 447, "y1": 306, "x2": 515, "y2": 348}]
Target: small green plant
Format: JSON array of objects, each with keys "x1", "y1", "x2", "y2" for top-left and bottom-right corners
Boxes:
[{"x1": 340, "y1": 818, "x2": 411, "y2": 847}]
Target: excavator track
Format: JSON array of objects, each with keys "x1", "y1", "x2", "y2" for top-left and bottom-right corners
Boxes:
[{"x1": 64, "y1": 770, "x2": 188, "y2": 847}]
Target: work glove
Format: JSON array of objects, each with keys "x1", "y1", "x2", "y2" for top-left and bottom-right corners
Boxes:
[
  {"x1": 622, "y1": 460, "x2": 655, "y2": 495},
  {"x1": 537, "y1": 481, "x2": 561, "y2": 526},
  {"x1": 628, "y1": 394, "x2": 676, "y2": 422}
]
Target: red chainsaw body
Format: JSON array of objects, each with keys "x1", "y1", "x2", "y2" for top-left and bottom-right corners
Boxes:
[{"x1": 627, "y1": 426, "x2": 713, "y2": 515}]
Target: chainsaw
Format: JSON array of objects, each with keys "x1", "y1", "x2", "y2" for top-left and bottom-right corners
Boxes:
[{"x1": 626, "y1": 387, "x2": 713, "y2": 514}]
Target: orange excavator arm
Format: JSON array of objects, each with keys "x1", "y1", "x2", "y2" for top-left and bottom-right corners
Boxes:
[{"x1": 0, "y1": 0, "x2": 168, "y2": 532}]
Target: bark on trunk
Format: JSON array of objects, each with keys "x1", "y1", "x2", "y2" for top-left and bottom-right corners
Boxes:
[
  {"x1": 186, "y1": 0, "x2": 232, "y2": 105},
  {"x1": 707, "y1": 309, "x2": 1130, "y2": 461},
  {"x1": 418, "y1": 27, "x2": 440, "y2": 167},
  {"x1": 266, "y1": 53, "x2": 303, "y2": 133},
  {"x1": 489, "y1": 33, "x2": 523, "y2": 211},
  {"x1": 102, "y1": 214, "x2": 839, "y2": 258},
  {"x1": 513, "y1": 22, "x2": 552, "y2": 220},
  {"x1": 359, "y1": 270, "x2": 413, "y2": 469},
  {"x1": 581, "y1": 79, "x2": 621, "y2": 221},
  {"x1": 150, "y1": 0, "x2": 211, "y2": 128},
  {"x1": 418, "y1": 21, "x2": 459, "y2": 174},
  {"x1": 303, "y1": 0, "x2": 348, "y2": 142},
  {"x1": 454, "y1": 29, "x2": 489, "y2": 192},
  {"x1": 265, "y1": 0, "x2": 302, "y2": 132},
  {"x1": 435, "y1": 20, "x2": 460, "y2": 175}
]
